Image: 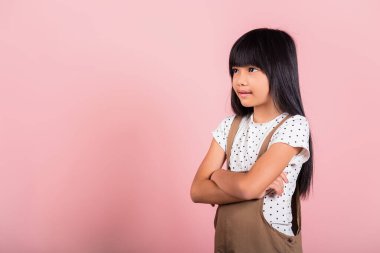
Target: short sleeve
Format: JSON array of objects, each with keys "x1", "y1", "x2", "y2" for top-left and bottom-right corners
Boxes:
[
  {"x1": 268, "y1": 115, "x2": 310, "y2": 165},
  {"x1": 211, "y1": 115, "x2": 236, "y2": 152}
]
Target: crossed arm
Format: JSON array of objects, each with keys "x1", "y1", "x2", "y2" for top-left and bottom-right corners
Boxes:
[
  {"x1": 190, "y1": 135, "x2": 301, "y2": 205},
  {"x1": 190, "y1": 138, "x2": 301, "y2": 205},
  {"x1": 210, "y1": 142, "x2": 301, "y2": 200}
]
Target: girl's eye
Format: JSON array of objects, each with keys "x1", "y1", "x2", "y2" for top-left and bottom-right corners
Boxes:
[{"x1": 232, "y1": 67, "x2": 258, "y2": 74}]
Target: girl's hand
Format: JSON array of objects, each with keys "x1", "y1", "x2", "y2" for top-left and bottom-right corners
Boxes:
[{"x1": 257, "y1": 172, "x2": 288, "y2": 199}]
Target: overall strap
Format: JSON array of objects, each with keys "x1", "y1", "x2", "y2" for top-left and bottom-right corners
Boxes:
[
  {"x1": 256, "y1": 114, "x2": 292, "y2": 159},
  {"x1": 226, "y1": 115, "x2": 242, "y2": 170},
  {"x1": 226, "y1": 114, "x2": 292, "y2": 168}
]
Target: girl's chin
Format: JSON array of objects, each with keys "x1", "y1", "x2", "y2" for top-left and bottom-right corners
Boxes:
[{"x1": 240, "y1": 101, "x2": 254, "y2": 107}]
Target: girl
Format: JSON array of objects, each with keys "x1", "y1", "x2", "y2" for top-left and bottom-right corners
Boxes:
[{"x1": 190, "y1": 28, "x2": 314, "y2": 252}]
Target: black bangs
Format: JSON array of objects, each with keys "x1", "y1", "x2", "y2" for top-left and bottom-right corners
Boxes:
[
  {"x1": 228, "y1": 28, "x2": 295, "y2": 80},
  {"x1": 228, "y1": 36, "x2": 267, "y2": 77}
]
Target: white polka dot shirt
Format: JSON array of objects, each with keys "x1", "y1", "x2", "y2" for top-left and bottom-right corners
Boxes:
[{"x1": 211, "y1": 112, "x2": 310, "y2": 236}]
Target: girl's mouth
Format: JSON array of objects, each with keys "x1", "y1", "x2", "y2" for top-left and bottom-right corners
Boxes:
[{"x1": 238, "y1": 92, "x2": 252, "y2": 98}]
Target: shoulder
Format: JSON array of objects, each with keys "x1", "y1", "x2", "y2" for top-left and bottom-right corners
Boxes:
[
  {"x1": 224, "y1": 114, "x2": 237, "y2": 123},
  {"x1": 215, "y1": 114, "x2": 237, "y2": 129},
  {"x1": 281, "y1": 114, "x2": 310, "y2": 129},
  {"x1": 271, "y1": 114, "x2": 310, "y2": 140},
  {"x1": 211, "y1": 114, "x2": 237, "y2": 152},
  {"x1": 212, "y1": 113, "x2": 250, "y2": 134},
  {"x1": 269, "y1": 114, "x2": 311, "y2": 164},
  {"x1": 225, "y1": 113, "x2": 238, "y2": 122},
  {"x1": 211, "y1": 114, "x2": 236, "y2": 134}
]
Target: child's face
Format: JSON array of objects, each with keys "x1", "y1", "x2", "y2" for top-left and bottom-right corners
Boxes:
[{"x1": 231, "y1": 65, "x2": 272, "y2": 108}]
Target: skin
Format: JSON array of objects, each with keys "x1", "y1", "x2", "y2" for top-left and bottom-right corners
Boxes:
[{"x1": 190, "y1": 65, "x2": 301, "y2": 205}]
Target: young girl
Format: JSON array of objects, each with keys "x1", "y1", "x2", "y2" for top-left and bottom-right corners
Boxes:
[{"x1": 190, "y1": 28, "x2": 314, "y2": 252}]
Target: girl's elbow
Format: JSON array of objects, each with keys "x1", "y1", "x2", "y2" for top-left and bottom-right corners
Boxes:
[
  {"x1": 190, "y1": 181, "x2": 204, "y2": 203},
  {"x1": 190, "y1": 182, "x2": 199, "y2": 202}
]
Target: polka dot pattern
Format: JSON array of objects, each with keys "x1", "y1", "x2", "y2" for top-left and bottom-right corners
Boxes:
[{"x1": 211, "y1": 112, "x2": 310, "y2": 236}]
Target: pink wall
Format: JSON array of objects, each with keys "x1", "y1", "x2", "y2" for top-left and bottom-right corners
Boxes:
[{"x1": 1, "y1": 0, "x2": 379, "y2": 252}]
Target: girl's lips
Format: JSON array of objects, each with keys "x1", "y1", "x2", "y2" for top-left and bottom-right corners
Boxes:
[{"x1": 239, "y1": 92, "x2": 252, "y2": 98}]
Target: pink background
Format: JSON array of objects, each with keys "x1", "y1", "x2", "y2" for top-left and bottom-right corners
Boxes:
[{"x1": 1, "y1": 0, "x2": 379, "y2": 252}]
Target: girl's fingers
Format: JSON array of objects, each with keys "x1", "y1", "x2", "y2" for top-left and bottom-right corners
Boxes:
[
  {"x1": 281, "y1": 172, "x2": 289, "y2": 183},
  {"x1": 272, "y1": 180, "x2": 284, "y2": 196},
  {"x1": 267, "y1": 184, "x2": 279, "y2": 196},
  {"x1": 276, "y1": 177, "x2": 284, "y2": 189},
  {"x1": 266, "y1": 185, "x2": 274, "y2": 195},
  {"x1": 267, "y1": 173, "x2": 288, "y2": 197}
]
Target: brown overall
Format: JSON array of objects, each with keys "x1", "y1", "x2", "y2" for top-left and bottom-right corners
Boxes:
[{"x1": 214, "y1": 114, "x2": 303, "y2": 253}]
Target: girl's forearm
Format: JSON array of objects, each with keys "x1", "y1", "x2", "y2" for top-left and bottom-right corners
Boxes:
[
  {"x1": 210, "y1": 168, "x2": 248, "y2": 199},
  {"x1": 191, "y1": 179, "x2": 247, "y2": 205}
]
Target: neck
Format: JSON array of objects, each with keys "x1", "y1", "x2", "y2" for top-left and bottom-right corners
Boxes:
[{"x1": 252, "y1": 100, "x2": 283, "y2": 124}]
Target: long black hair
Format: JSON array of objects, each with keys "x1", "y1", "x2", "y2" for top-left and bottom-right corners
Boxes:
[{"x1": 228, "y1": 28, "x2": 314, "y2": 200}]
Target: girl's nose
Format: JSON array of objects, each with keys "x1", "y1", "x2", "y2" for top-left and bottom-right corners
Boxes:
[{"x1": 237, "y1": 75, "x2": 248, "y2": 86}]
